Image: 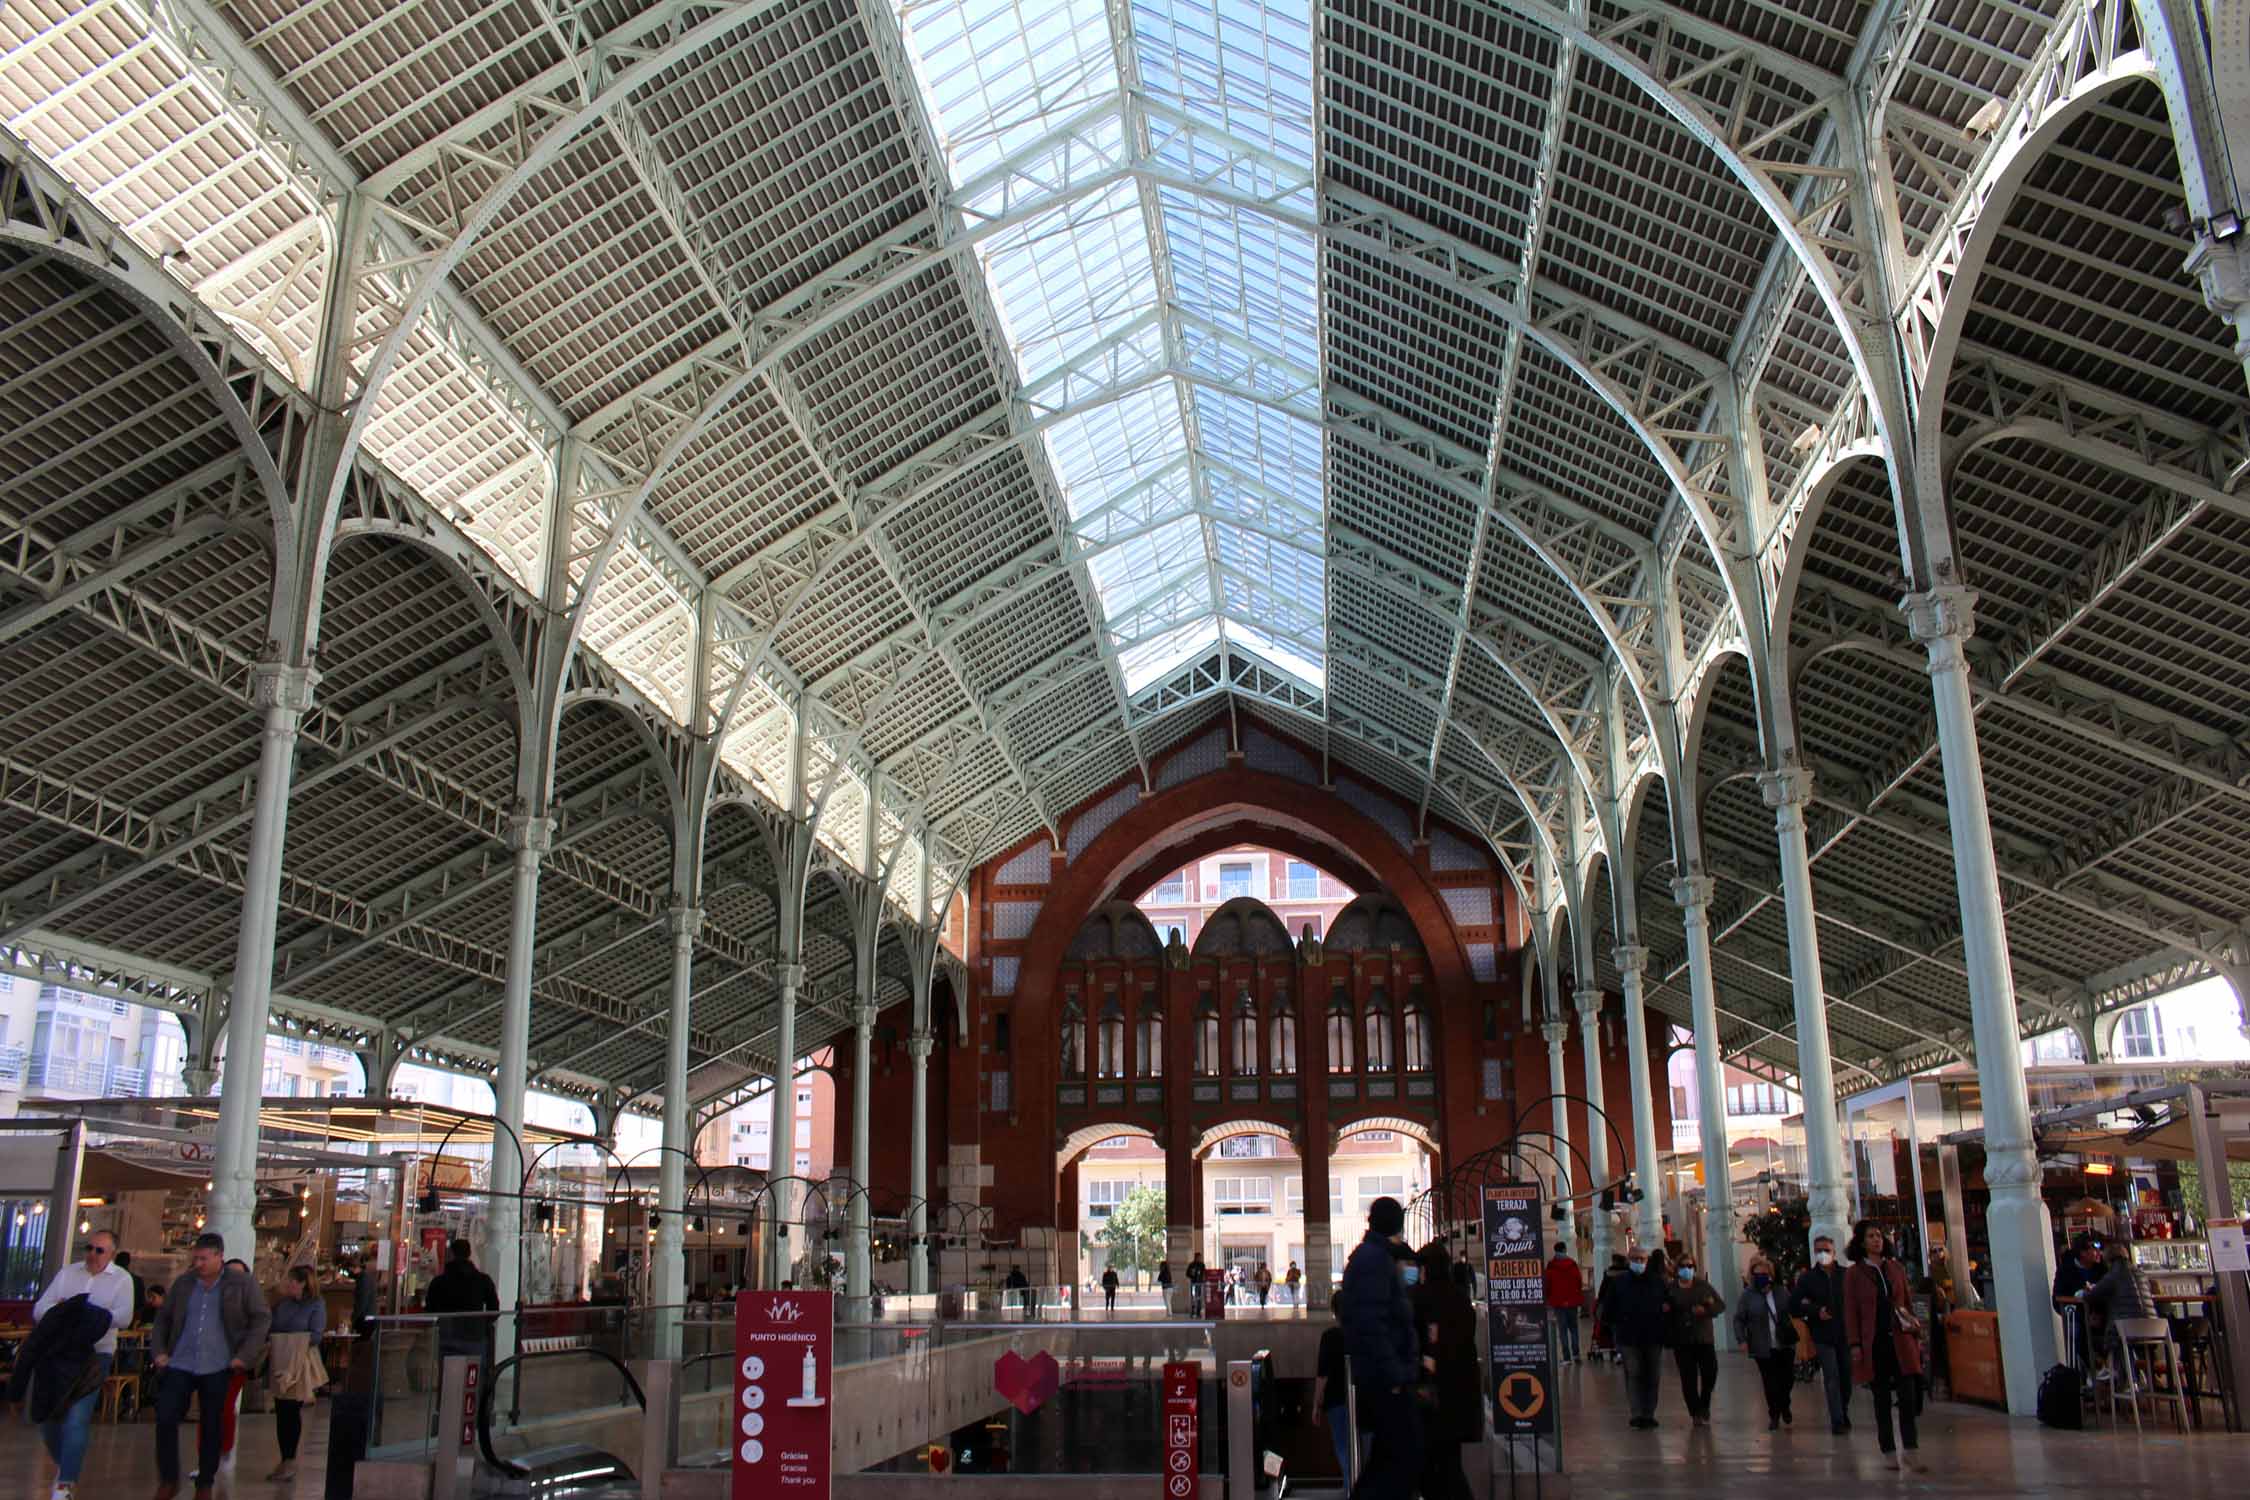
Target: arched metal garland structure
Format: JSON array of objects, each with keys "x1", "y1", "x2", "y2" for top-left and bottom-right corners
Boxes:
[{"x1": 1, "y1": 0, "x2": 2244, "y2": 1416}]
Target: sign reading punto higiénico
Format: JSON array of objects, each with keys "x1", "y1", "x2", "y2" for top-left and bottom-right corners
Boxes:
[{"x1": 734, "y1": 1290, "x2": 833, "y2": 1497}]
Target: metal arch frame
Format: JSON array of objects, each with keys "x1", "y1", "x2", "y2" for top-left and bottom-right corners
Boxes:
[
  {"x1": 1895, "y1": 10, "x2": 2160, "y2": 530},
  {"x1": 0, "y1": 129, "x2": 299, "y2": 604},
  {"x1": 1473, "y1": 0, "x2": 1908, "y2": 538}
]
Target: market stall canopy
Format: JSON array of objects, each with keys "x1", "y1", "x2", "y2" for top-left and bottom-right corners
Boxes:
[{"x1": 1938, "y1": 1081, "x2": 2250, "y2": 1165}]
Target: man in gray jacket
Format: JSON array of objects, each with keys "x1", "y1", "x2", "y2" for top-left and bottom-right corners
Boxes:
[{"x1": 149, "y1": 1233, "x2": 271, "y2": 1500}]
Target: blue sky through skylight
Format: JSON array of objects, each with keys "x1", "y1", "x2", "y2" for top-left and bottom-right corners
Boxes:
[{"x1": 895, "y1": 0, "x2": 1326, "y2": 696}]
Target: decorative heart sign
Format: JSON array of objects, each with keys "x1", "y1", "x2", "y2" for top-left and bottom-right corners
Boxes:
[{"x1": 993, "y1": 1349, "x2": 1061, "y2": 1414}]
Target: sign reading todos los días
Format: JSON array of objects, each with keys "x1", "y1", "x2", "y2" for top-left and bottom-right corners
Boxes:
[
  {"x1": 1482, "y1": 1183, "x2": 1554, "y2": 1438},
  {"x1": 733, "y1": 1290, "x2": 834, "y2": 1498}
]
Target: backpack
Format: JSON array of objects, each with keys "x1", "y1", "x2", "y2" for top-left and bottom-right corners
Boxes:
[{"x1": 2036, "y1": 1363, "x2": 2082, "y2": 1429}]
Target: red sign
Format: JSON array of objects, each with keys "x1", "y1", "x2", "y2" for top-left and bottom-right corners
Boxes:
[
  {"x1": 1161, "y1": 1361, "x2": 1198, "y2": 1500},
  {"x1": 733, "y1": 1290, "x2": 833, "y2": 1498},
  {"x1": 460, "y1": 1360, "x2": 479, "y2": 1446},
  {"x1": 1202, "y1": 1278, "x2": 1224, "y2": 1319}
]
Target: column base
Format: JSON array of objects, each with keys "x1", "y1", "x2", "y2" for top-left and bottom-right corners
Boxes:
[{"x1": 1985, "y1": 1176, "x2": 2060, "y2": 1415}]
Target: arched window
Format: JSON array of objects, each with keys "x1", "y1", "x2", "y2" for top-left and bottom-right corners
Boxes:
[
  {"x1": 1231, "y1": 986, "x2": 1259, "y2": 1075},
  {"x1": 1326, "y1": 983, "x2": 1355, "y2": 1073},
  {"x1": 1060, "y1": 996, "x2": 1086, "y2": 1079},
  {"x1": 1194, "y1": 997, "x2": 1221, "y2": 1077},
  {"x1": 1364, "y1": 986, "x2": 1394, "y2": 1072},
  {"x1": 1269, "y1": 987, "x2": 1297, "y2": 1075},
  {"x1": 1135, "y1": 987, "x2": 1162, "y2": 1078},
  {"x1": 1097, "y1": 995, "x2": 1126, "y2": 1078},
  {"x1": 1402, "y1": 989, "x2": 1431, "y2": 1072}
]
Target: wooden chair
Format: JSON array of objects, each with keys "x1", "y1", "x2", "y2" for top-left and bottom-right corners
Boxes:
[{"x1": 100, "y1": 1369, "x2": 140, "y2": 1422}]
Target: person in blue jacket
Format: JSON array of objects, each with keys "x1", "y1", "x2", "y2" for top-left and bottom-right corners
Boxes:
[{"x1": 1336, "y1": 1196, "x2": 1425, "y2": 1498}]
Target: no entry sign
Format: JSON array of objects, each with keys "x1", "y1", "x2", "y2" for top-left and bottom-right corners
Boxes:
[
  {"x1": 1161, "y1": 1361, "x2": 1199, "y2": 1500},
  {"x1": 733, "y1": 1290, "x2": 833, "y2": 1498}
]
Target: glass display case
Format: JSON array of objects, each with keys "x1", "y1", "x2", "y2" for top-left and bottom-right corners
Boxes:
[{"x1": 2132, "y1": 1238, "x2": 2211, "y2": 1273}]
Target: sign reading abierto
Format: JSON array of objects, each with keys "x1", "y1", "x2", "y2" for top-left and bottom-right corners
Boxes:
[
  {"x1": 1161, "y1": 1361, "x2": 1199, "y2": 1500},
  {"x1": 1482, "y1": 1183, "x2": 1553, "y2": 1437},
  {"x1": 734, "y1": 1290, "x2": 833, "y2": 1498}
]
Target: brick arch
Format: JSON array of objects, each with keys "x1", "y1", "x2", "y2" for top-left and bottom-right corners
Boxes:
[{"x1": 1000, "y1": 769, "x2": 1488, "y2": 1231}]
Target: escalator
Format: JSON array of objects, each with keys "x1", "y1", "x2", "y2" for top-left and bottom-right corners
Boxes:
[{"x1": 474, "y1": 1347, "x2": 646, "y2": 1497}]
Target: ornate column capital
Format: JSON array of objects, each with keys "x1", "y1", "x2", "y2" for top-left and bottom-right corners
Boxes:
[
  {"x1": 906, "y1": 1029, "x2": 935, "y2": 1061},
  {"x1": 1901, "y1": 582, "x2": 1977, "y2": 645},
  {"x1": 1573, "y1": 986, "x2": 1604, "y2": 1021},
  {"x1": 1902, "y1": 584, "x2": 1979, "y2": 680},
  {"x1": 776, "y1": 961, "x2": 807, "y2": 992},
  {"x1": 251, "y1": 662, "x2": 320, "y2": 716},
  {"x1": 1541, "y1": 1019, "x2": 1570, "y2": 1047},
  {"x1": 667, "y1": 902, "x2": 704, "y2": 941},
  {"x1": 506, "y1": 813, "x2": 555, "y2": 859},
  {"x1": 1758, "y1": 766, "x2": 1813, "y2": 809},
  {"x1": 1611, "y1": 943, "x2": 1648, "y2": 978},
  {"x1": 1670, "y1": 875, "x2": 1716, "y2": 913},
  {"x1": 852, "y1": 1000, "x2": 879, "y2": 1033}
]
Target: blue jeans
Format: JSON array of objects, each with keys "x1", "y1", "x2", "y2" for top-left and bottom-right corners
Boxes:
[
  {"x1": 155, "y1": 1365, "x2": 236, "y2": 1485},
  {"x1": 39, "y1": 1352, "x2": 109, "y2": 1483},
  {"x1": 1326, "y1": 1402, "x2": 1373, "y2": 1481},
  {"x1": 1555, "y1": 1308, "x2": 1581, "y2": 1361}
]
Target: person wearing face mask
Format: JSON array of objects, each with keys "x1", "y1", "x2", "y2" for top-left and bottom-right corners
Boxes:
[
  {"x1": 1788, "y1": 1234, "x2": 1853, "y2": 1434},
  {"x1": 1732, "y1": 1256, "x2": 1794, "y2": 1430},
  {"x1": 1845, "y1": 1220, "x2": 1924, "y2": 1470},
  {"x1": 1409, "y1": 1242, "x2": 1480, "y2": 1500},
  {"x1": 1663, "y1": 1257, "x2": 1726, "y2": 1425},
  {"x1": 1337, "y1": 1196, "x2": 1424, "y2": 1498},
  {"x1": 1599, "y1": 1246, "x2": 1671, "y2": 1429}
]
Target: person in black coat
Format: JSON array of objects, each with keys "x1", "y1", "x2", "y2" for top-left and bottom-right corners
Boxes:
[
  {"x1": 1409, "y1": 1243, "x2": 1480, "y2": 1500},
  {"x1": 1600, "y1": 1248, "x2": 1671, "y2": 1429},
  {"x1": 1788, "y1": 1233, "x2": 1853, "y2": 1434},
  {"x1": 423, "y1": 1238, "x2": 499, "y2": 1362},
  {"x1": 6, "y1": 1293, "x2": 115, "y2": 1423},
  {"x1": 1337, "y1": 1198, "x2": 1424, "y2": 1499}
]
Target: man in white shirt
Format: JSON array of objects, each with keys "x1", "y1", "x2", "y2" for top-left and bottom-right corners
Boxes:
[{"x1": 31, "y1": 1228, "x2": 135, "y2": 1500}]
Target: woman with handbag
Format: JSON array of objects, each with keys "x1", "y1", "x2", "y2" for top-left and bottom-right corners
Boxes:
[
  {"x1": 266, "y1": 1266, "x2": 331, "y2": 1482},
  {"x1": 1843, "y1": 1223, "x2": 1925, "y2": 1471}
]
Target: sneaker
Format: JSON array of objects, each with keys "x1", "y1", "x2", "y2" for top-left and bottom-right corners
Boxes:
[
  {"x1": 1901, "y1": 1452, "x2": 1927, "y2": 1473},
  {"x1": 52, "y1": 1485, "x2": 74, "y2": 1500}
]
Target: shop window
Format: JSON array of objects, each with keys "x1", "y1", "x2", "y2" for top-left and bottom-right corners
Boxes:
[
  {"x1": 1135, "y1": 1004, "x2": 1163, "y2": 1079},
  {"x1": 1402, "y1": 992, "x2": 1430, "y2": 1071},
  {"x1": 1270, "y1": 989, "x2": 1297, "y2": 1075},
  {"x1": 1060, "y1": 997, "x2": 1086, "y2": 1079},
  {"x1": 1232, "y1": 987, "x2": 1260, "y2": 1075},
  {"x1": 1326, "y1": 986, "x2": 1355, "y2": 1073},
  {"x1": 1364, "y1": 990, "x2": 1394, "y2": 1073},
  {"x1": 1097, "y1": 997, "x2": 1126, "y2": 1079},
  {"x1": 1195, "y1": 999, "x2": 1221, "y2": 1077}
]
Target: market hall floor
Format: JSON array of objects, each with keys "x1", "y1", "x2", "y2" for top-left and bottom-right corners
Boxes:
[{"x1": 4, "y1": 1356, "x2": 2245, "y2": 1496}]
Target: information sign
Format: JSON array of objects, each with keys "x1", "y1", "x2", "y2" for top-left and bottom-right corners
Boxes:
[
  {"x1": 733, "y1": 1290, "x2": 833, "y2": 1498},
  {"x1": 1482, "y1": 1183, "x2": 1553, "y2": 1438},
  {"x1": 1161, "y1": 1360, "x2": 1199, "y2": 1500}
]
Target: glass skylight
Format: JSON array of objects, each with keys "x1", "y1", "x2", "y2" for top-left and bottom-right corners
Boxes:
[{"x1": 895, "y1": 0, "x2": 1326, "y2": 699}]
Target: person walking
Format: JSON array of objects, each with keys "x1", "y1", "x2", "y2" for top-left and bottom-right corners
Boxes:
[
  {"x1": 1599, "y1": 1246, "x2": 1669, "y2": 1428},
  {"x1": 425, "y1": 1237, "x2": 500, "y2": 1373},
  {"x1": 1156, "y1": 1260, "x2": 1175, "y2": 1312},
  {"x1": 1101, "y1": 1265, "x2": 1120, "y2": 1312},
  {"x1": 1544, "y1": 1241, "x2": 1584, "y2": 1364},
  {"x1": 150, "y1": 1232, "x2": 271, "y2": 1500},
  {"x1": 1003, "y1": 1265, "x2": 1034, "y2": 1320},
  {"x1": 27, "y1": 1228, "x2": 134, "y2": 1500},
  {"x1": 1255, "y1": 1263, "x2": 1274, "y2": 1308},
  {"x1": 113, "y1": 1247, "x2": 147, "y2": 1328},
  {"x1": 1788, "y1": 1234, "x2": 1853, "y2": 1433},
  {"x1": 1410, "y1": 1243, "x2": 1480, "y2": 1500},
  {"x1": 266, "y1": 1265, "x2": 327, "y2": 1481},
  {"x1": 1337, "y1": 1197, "x2": 1424, "y2": 1499},
  {"x1": 1732, "y1": 1255, "x2": 1794, "y2": 1430},
  {"x1": 1285, "y1": 1260, "x2": 1303, "y2": 1306},
  {"x1": 1665, "y1": 1256, "x2": 1725, "y2": 1425},
  {"x1": 1311, "y1": 1306, "x2": 1371, "y2": 1481},
  {"x1": 1186, "y1": 1253, "x2": 1207, "y2": 1314},
  {"x1": 1844, "y1": 1222, "x2": 1924, "y2": 1471}
]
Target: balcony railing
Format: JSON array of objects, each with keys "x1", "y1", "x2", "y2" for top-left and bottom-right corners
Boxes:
[{"x1": 26, "y1": 1056, "x2": 150, "y2": 1097}]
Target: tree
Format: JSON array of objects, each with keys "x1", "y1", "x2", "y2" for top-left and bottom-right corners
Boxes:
[
  {"x1": 1744, "y1": 1197, "x2": 1813, "y2": 1284},
  {"x1": 1097, "y1": 1185, "x2": 1168, "y2": 1284}
]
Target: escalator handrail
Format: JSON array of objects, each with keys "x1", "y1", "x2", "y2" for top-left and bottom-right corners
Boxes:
[{"x1": 476, "y1": 1345, "x2": 648, "y2": 1478}]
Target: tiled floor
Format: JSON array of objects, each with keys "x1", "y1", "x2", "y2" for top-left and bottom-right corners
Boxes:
[{"x1": 5, "y1": 1354, "x2": 2244, "y2": 1496}]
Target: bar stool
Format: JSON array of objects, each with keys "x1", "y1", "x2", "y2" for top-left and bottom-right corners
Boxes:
[{"x1": 2101, "y1": 1316, "x2": 2193, "y2": 1434}]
